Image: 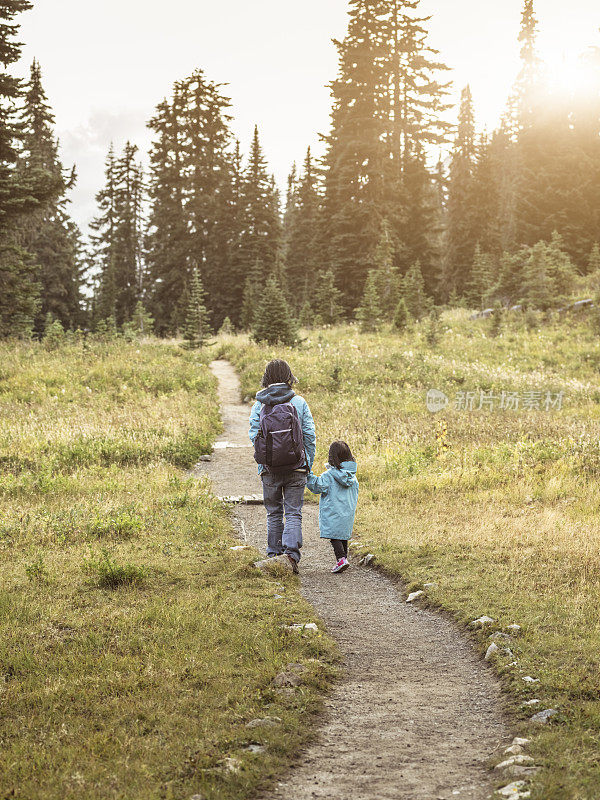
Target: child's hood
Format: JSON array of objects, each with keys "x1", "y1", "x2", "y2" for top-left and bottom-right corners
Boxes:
[
  {"x1": 256, "y1": 383, "x2": 296, "y2": 406},
  {"x1": 331, "y1": 460, "x2": 358, "y2": 487}
]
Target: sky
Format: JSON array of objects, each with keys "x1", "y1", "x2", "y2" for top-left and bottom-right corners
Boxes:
[{"x1": 15, "y1": 0, "x2": 600, "y2": 232}]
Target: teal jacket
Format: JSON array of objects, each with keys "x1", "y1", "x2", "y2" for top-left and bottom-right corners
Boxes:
[
  {"x1": 249, "y1": 383, "x2": 316, "y2": 476},
  {"x1": 306, "y1": 461, "x2": 359, "y2": 541}
]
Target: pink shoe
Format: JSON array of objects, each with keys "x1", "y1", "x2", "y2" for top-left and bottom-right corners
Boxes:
[{"x1": 331, "y1": 557, "x2": 350, "y2": 574}]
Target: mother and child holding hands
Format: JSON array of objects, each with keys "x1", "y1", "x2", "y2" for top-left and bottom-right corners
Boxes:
[{"x1": 249, "y1": 358, "x2": 359, "y2": 575}]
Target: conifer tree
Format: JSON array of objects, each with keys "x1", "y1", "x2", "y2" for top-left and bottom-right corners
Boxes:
[
  {"x1": 146, "y1": 94, "x2": 191, "y2": 334},
  {"x1": 240, "y1": 259, "x2": 263, "y2": 331},
  {"x1": 385, "y1": 2, "x2": 452, "y2": 294},
  {"x1": 146, "y1": 73, "x2": 240, "y2": 333},
  {"x1": 183, "y1": 72, "x2": 238, "y2": 329},
  {"x1": 218, "y1": 316, "x2": 234, "y2": 335},
  {"x1": 373, "y1": 218, "x2": 399, "y2": 318},
  {"x1": 401, "y1": 260, "x2": 428, "y2": 319},
  {"x1": 252, "y1": 275, "x2": 297, "y2": 346},
  {"x1": 314, "y1": 269, "x2": 343, "y2": 326},
  {"x1": 495, "y1": 249, "x2": 527, "y2": 305},
  {"x1": 0, "y1": 1, "x2": 60, "y2": 337},
  {"x1": 322, "y1": 0, "x2": 387, "y2": 314},
  {"x1": 240, "y1": 126, "x2": 280, "y2": 282},
  {"x1": 470, "y1": 133, "x2": 503, "y2": 256},
  {"x1": 128, "y1": 301, "x2": 154, "y2": 336},
  {"x1": 356, "y1": 270, "x2": 382, "y2": 333},
  {"x1": 425, "y1": 308, "x2": 441, "y2": 346},
  {"x1": 505, "y1": 0, "x2": 544, "y2": 135},
  {"x1": 183, "y1": 268, "x2": 211, "y2": 348},
  {"x1": 91, "y1": 142, "x2": 145, "y2": 326},
  {"x1": 444, "y1": 86, "x2": 478, "y2": 296},
  {"x1": 467, "y1": 243, "x2": 494, "y2": 309},
  {"x1": 299, "y1": 301, "x2": 313, "y2": 329},
  {"x1": 284, "y1": 147, "x2": 321, "y2": 309},
  {"x1": 587, "y1": 243, "x2": 600, "y2": 276},
  {"x1": 393, "y1": 297, "x2": 408, "y2": 331},
  {"x1": 90, "y1": 145, "x2": 118, "y2": 322}
]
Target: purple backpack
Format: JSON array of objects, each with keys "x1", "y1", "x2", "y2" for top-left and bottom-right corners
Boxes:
[{"x1": 254, "y1": 402, "x2": 306, "y2": 474}]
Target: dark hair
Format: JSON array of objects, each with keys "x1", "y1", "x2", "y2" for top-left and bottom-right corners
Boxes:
[
  {"x1": 261, "y1": 359, "x2": 297, "y2": 388},
  {"x1": 328, "y1": 440, "x2": 354, "y2": 469}
]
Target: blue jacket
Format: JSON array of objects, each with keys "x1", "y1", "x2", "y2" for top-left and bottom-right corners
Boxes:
[
  {"x1": 249, "y1": 384, "x2": 316, "y2": 476},
  {"x1": 306, "y1": 461, "x2": 359, "y2": 541}
]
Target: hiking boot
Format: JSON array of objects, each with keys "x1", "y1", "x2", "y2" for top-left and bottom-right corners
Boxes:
[
  {"x1": 255, "y1": 554, "x2": 299, "y2": 575},
  {"x1": 331, "y1": 557, "x2": 350, "y2": 574}
]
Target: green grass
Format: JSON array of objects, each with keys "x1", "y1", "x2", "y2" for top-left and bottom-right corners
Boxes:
[
  {"x1": 0, "y1": 339, "x2": 337, "y2": 800},
  {"x1": 220, "y1": 310, "x2": 600, "y2": 799}
]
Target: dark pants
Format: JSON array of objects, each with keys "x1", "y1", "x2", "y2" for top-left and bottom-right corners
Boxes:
[
  {"x1": 330, "y1": 539, "x2": 349, "y2": 561},
  {"x1": 261, "y1": 471, "x2": 307, "y2": 563}
]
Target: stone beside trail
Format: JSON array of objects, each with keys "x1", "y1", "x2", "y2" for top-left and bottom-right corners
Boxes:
[{"x1": 196, "y1": 360, "x2": 510, "y2": 800}]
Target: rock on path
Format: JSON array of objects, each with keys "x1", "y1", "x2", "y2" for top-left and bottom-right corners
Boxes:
[{"x1": 195, "y1": 360, "x2": 509, "y2": 800}]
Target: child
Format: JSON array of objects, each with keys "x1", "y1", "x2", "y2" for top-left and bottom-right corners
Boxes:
[{"x1": 307, "y1": 441, "x2": 359, "y2": 574}]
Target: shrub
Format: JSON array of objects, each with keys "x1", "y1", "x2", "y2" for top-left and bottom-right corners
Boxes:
[
  {"x1": 83, "y1": 549, "x2": 147, "y2": 589},
  {"x1": 25, "y1": 555, "x2": 49, "y2": 583},
  {"x1": 44, "y1": 319, "x2": 67, "y2": 351}
]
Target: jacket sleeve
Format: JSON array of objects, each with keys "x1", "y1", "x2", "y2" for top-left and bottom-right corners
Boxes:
[
  {"x1": 300, "y1": 398, "x2": 316, "y2": 469},
  {"x1": 306, "y1": 471, "x2": 329, "y2": 495},
  {"x1": 249, "y1": 401, "x2": 261, "y2": 443}
]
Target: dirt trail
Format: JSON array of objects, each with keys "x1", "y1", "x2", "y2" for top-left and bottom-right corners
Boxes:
[{"x1": 196, "y1": 360, "x2": 509, "y2": 800}]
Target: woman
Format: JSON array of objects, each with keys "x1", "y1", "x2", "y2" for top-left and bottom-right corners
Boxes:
[{"x1": 249, "y1": 359, "x2": 316, "y2": 573}]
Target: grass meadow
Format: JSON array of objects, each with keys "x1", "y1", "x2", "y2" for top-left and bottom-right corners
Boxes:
[
  {"x1": 0, "y1": 339, "x2": 336, "y2": 800},
  {"x1": 221, "y1": 309, "x2": 600, "y2": 800}
]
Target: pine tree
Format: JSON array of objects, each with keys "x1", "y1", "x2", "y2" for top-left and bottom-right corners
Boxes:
[
  {"x1": 183, "y1": 72, "x2": 237, "y2": 329},
  {"x1": 218, "y1": 316, "x2": 234, "y2": 335},
  {"x1": 587, "y1": 243, "x2": 600, "y2": 276},
  {"x1": 505, "y1": 0, "x2": 544, "y2": 135},
  {"x1": 146, "y1": 73, "x2": 240, "y2": 333},
  {"x1": 470, "y1": 132, "x2": 503, "y2": 256},
  {"x1": 113, "y1": 142, "x2": 144, "y2": 324},
  {"x1": 284, "y1": 147, "x2": 321, "y2": 310},
  {"x1": 385, "y1": 2, "x2": 452, "y2": 295},
  {"x1": 0, "y1": 243, "x2": 40, "y2": 337},
  {"x1": 252, "y1": 275, "x2": 297, "y2": 346},
  {"x1": 91, "y1": 142, "x2": 145, "y2": 326},
  {"x1": 146, "y1": 94, "x2": 191, "y2": 334},
  {"x1": 521, "y1": 234, "x2": 577, "y2": 310},
  {"x1": 322, "y1": 1, "x2": 387, "y2": 315},
  {"x1": 313, "y1": 269, "x2": 343, "y2": 326},
  {"x1": 240, "y1": 259, "x2": 263, "y2": 331},
  {"x1": 401, "y1": 260, "x2": 428, "y2": 319},
  {"x1": 373, "y1": 218, "x2": 399, "y2": 318},
  {"x1": 128, "y1": 301, "x2": 154, "y2": 336},
  {"x1": 240, "y1": 126, "x2": 281, "y2": 282},
  {"x1": 298, "y1": 301, "x2": 313, "y2": 329},
  {"x1": 90, "y1": 145, "x2": 118, "y2": 321},
  {"x1": 495, "y1": 249, "x2": 527, "y2": 305},
  {"x1": 467, "y1": 243, "x2": 494, "y2": 309},
  {"x1": 425, "y1": 308, "x2": 441, "y2": 346},
  {"x1": 444, "y1": 86, "x2": 478, "y2": 296},
  {"x1": 356, "y1": 270, "x2": 382, "y2": 333},
  {"x1": 393, "y1": 297, "x2": 408, "y2": 331},
  {"x1": 0, "y1": 1, "x2": 60, "y2": 337},
  {"x1": 183, "y1": 268, "x2": 211, "y2": 348}
]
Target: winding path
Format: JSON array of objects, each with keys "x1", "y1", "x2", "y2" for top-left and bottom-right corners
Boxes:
[{"x1": 197, "y1": 360, "x2": 509, "y2": 800}]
